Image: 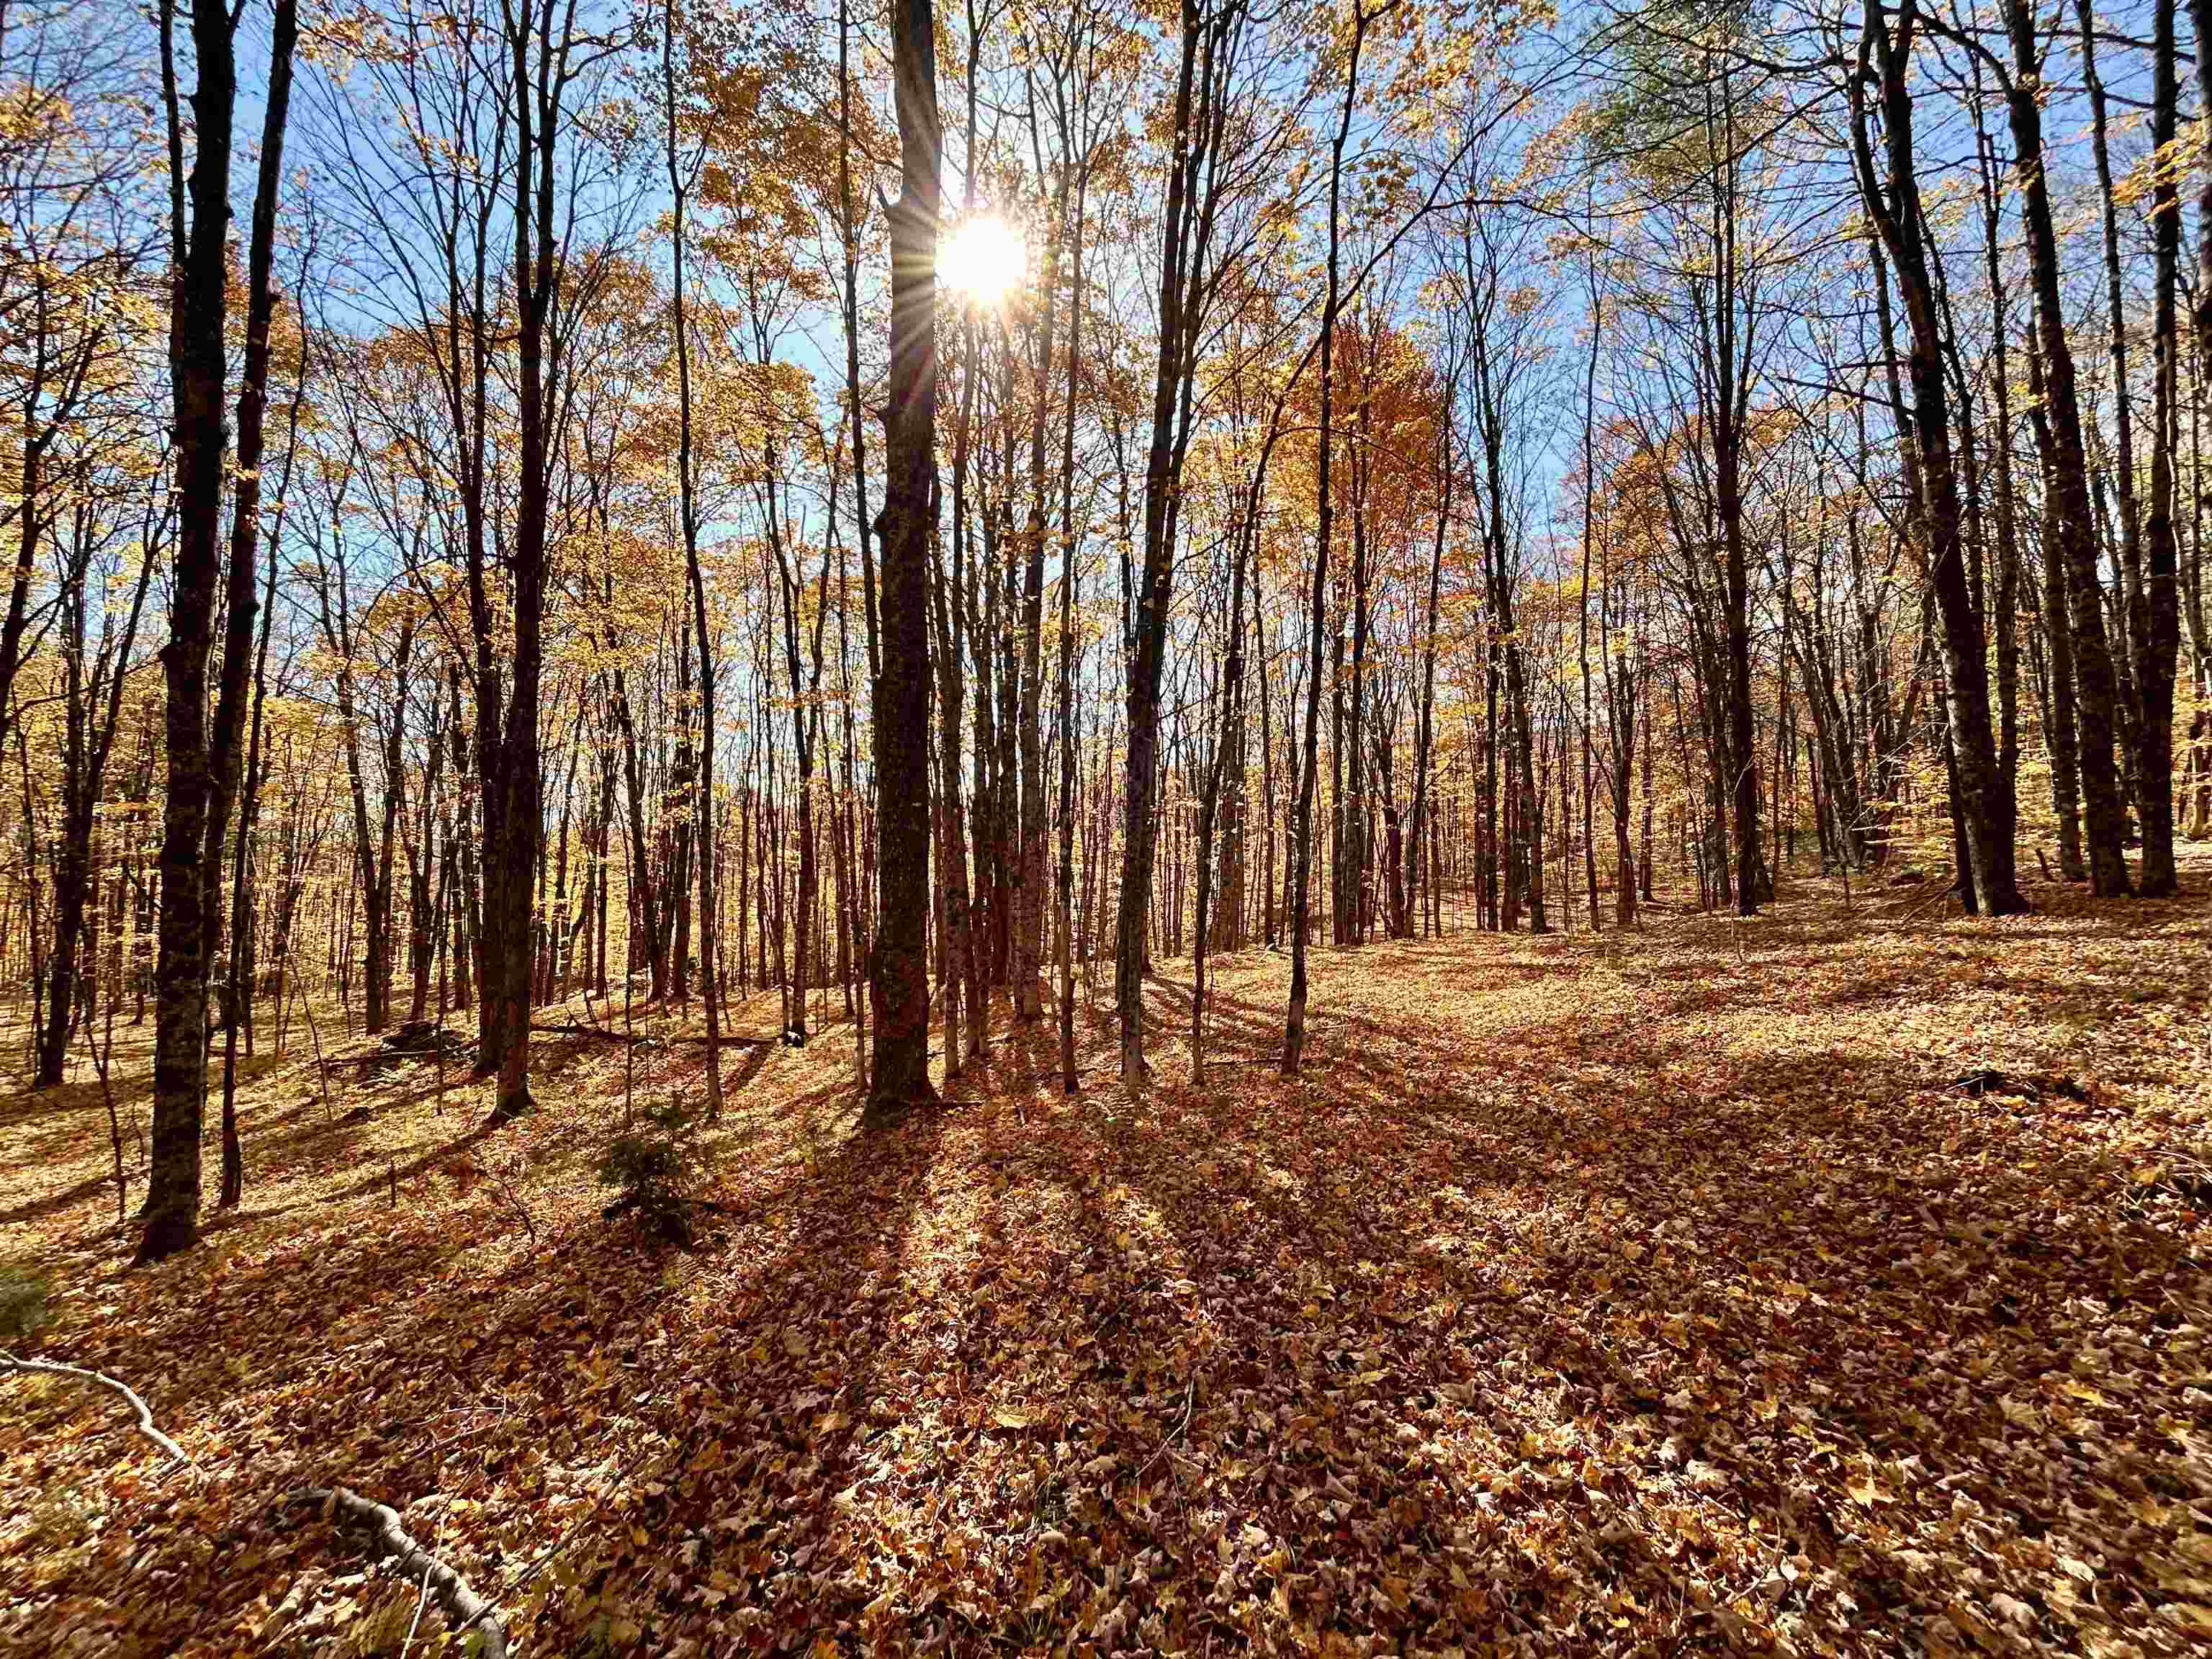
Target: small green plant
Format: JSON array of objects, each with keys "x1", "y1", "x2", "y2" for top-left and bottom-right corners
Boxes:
[
  {"x1": 0, "y1": 1257, "x2": 52, "y2": 1349},
  {"x1": 596, "y1": 1096, "x2": 709, "y2": 1245}
]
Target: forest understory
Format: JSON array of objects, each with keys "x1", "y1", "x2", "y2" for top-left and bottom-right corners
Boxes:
[{"x1": 4, "y1": 864, "x2": 2209, "y2": 1659}]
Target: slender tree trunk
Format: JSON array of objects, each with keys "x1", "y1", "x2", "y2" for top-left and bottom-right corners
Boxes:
[
  {"x1": 1287, "y1": 5, "x2": 1370, "y2": 1075},
  {"x1": 2135, "y1": 0, "x2": 2183, "y2": 894},
  {"x1": 665, "y1": 1, "x2": 724, "y2": 1113},
  {"x1": 1193, "y1": 521, "x2": 1249, "y2": 1085},
  {"x1": 1118, "y1": 0, "x2": 1213, "y2": 1079},
  {"x1": 1015, "y1": 153, "x2": 1067, "y2": 1023},
  {"x1": 1408, "y1": 354, "x2": 1453, "y2": 945},
  {"x1": 867, "y1": 0, "x2": 941, "y2": 1117},
  {"x1": 1850, "y1": 1, "x2": 2026, "y2": 917},
  {"x1": 142, "y1": 0, "x2": 297, "y2": 1262},
  {"x1": 2077, "y1": 0, "x2": 2145, "y2": 665},
  {"x1": 839, "y1": 0, "x2": 880, "y2": 691},
  {"x1": 219, "y1": 431, "x2": 287, "y2": 1202},
  {"x1": 2002, "y1": 0, "x2": 2128, "y2": 896},
  {"x1": 1056, "y1": 139, "x2": 1092, "y2": 1095},
  {"x1": 482, "y1": 0, "x2": 570, "y2": 1116},
  {"x1": 1578, "y1": 274, "x2": 1601, "y2": 929}
]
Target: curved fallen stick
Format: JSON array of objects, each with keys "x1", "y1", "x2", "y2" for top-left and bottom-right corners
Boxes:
[
  {"x1": 0, "y1": 1352, "x2": 198, "y2": 1471},
  {"x1": 285, "y1": 1486, "x2": 511, "y2": 1659}
]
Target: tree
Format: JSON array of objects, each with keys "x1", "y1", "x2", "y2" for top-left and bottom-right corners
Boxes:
[
  {"x1": 33, "y1": 434, "x2": 158, "y2": 1090},
  {"x1": 139, "y1": 0, "x2": 299, "y2": 1264},
  {"x1": 2131, "y1": 0, "x2": 2182, "y2": 896},
  {"x1": 478, "y1": 0, "x2": 601, "y2": 1119},
  {"x1": 663, "y1": 0, "x2": 724, "y2": 1111},
  {"x1": 1592, "y1": 0, "x2": 1794, "y2": 916},
  {"x1": 1842, "y1": 0, "x2": 2026, "y2": 920},
  {"x1": 1285, "y1": 0, "x2": 1379, "y2": 1076},
  {"x1": 1991, "y1": 0, "x2": 2128, "y2": 897},
  {"x1": 867, "y1": 0, "x2": 941, "y2": 1118}
]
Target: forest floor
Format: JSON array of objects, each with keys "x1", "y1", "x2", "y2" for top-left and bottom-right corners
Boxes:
[{"x1": 3, "y1": 863, "x2": 2211, "y2": 1659}]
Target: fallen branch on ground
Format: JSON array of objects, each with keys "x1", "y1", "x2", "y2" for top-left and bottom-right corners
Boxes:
[
  {"x1": 0, "y1": 1351, "x2": 198, "y2": 1472},
  {"x1": 284, "y1": 1486, "x2": 510, "y2": 1659},
  {"x1": 1137, "y1": 1376, "x2": 1197, "y2": 1480},
  {"x1": 530, "y1": 1022, "x2": 776, "y2": 1046},
  {"x1": 1902, "y1": 877, "x2": 1962, "y2": 920}
]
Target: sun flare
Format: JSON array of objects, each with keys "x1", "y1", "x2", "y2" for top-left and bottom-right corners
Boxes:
[{"x1": 939, "y1": 214, "x2": 1025, "y2": 307}]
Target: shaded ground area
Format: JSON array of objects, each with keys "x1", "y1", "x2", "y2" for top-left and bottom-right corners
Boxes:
[{"x1": 2, "y1": 868, "x2": 2209, "y2": 1657}]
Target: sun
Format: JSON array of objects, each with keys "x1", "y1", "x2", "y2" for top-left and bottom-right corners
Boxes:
[{"x1": 939, "y1": 214, "x2": 1025, "y2": 308}]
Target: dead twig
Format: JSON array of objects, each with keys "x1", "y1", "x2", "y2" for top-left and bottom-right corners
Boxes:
[
  {"x1": 0, "y1": 1351, "x2": 198, "y2": 1472},
  {"x1": 284, "y1": 1487, "x2": 509, "y2": 1659},
  {"x1": 300, "y1": 991, "x2": 336, "y2": 1119},
  {"x1": 488, "y1": 1156, "x2": 536, "y2": 1244},
  {"x1": 398, "y1": 1561, "x2": 434, "y2": 1659},
  {"x1": 1136, "y1": 1376, "x2": 1197, "y2": 1481},
  {"x1": 531, "y1": 1023, "x2": 776, "y2": 1047},
  {"x1": 1903, "y1": 877, "x2": 1961, "y2": 921}
]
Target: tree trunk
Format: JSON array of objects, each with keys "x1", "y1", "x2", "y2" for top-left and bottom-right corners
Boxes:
[
  {"x1": 1015, "y1": 156, "x2": 1067, "y2": 1023},
  {"x1": 2002, "y1": 0, "x2": 2128, "y2": 897},
  {"x1": 1286, "y1": 4, "x2": 1370, "y2": 1075},
  {"x1": 1119, "y1": 0, "x2": 1213, "y2": 1080},
  {"x1": 480, "y1": 0, "x2": 575, "y2": 1118},
  {"x1": 1849, "y1": 0, "x2": 2026, "y2": 918},
  {"x1": 142, "y1": 0, "x2": 297, "y2": 1262},
  {"x1": 867, "y1": 0, "x2": 941, "y2": 1118},
  {"x1": 2134, "y1": 0, "x2": 2183, "y2": 895},
  {"x1": 1056, "y1": 142, "x2": 1092, "y2": 1094},
  {"x1": 665, "y1": 1, "x2": 724, "y2": 1113}
]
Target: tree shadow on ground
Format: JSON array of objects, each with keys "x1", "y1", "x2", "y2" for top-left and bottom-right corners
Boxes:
[
  {"x1": 1, "y1": 1172, "x2": 122, "y2": 1228},
  {"x1": 976, "y1": 926, "x2": 2211, "y2": 1650},
  {"x1": 559, "y1": 1089, "x2": 950, "y2": 1647},
  {"x1": 10, "y1": 886, "x2": 2208, "y2": 1657},
  {"x1": 0, "y1": 1069, "x2": 156, "y2": 1129}
]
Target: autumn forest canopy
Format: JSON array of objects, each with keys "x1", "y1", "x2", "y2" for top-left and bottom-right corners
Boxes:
[{"x1": 2, "y1": 0, "x2": 2211, "y2": 1651}]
